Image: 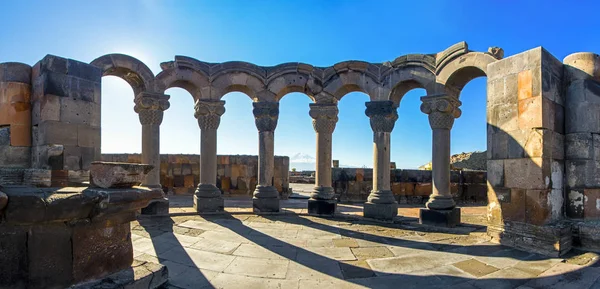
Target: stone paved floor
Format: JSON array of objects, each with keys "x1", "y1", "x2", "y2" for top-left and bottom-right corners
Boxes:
[{"x1": 133, "y1": 197, "x2": 600, "y2": 289}]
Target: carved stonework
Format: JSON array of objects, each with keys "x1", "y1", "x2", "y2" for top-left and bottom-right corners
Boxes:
[
  {"x1": 365, "y1": 101, "x2": 398, "y2": 133},
  {"x1": 420, "y1": 95, "x2": 462, "y2": 130},
  {"x1": 253, "y1": 102, "x2": 279, "y2": 132},
  {"x1": 194, "y1": 100, "x2": 226, "y2": 130},
  {"x1": 309, "y1": 103, "x2": 338, "y2": 134},
  {"x1": 134, "y1": 93, "x2": 170, "y2": 125}
]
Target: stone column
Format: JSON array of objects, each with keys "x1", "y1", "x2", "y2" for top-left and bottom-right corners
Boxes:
[
  {"x1": 252, "y1": 101, "x2": 280, "y2": 213},
  {"x1": 135, "y1": 93, "x2": 170, "y2": 215},
  {"x1": 308, "y1": 103, "x2": 339, "y2": 215},
  {"x1": 364, "y1": 101, "x2": 398, "y2": 221},
  {"x1": 419, "y1": 94, "x2": 462, "y2": 227},
  {"x1": 194, "y1": 100, "x2": 226, "y2": 212}
]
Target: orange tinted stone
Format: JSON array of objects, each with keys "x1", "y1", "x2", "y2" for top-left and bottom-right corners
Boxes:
[
  {"x1": 184, "y1": 175, "x2": 195, "y2": 188},
  {"x1": 414, "y1": 183, "x2": 432, "y2": 196},
  {"x1": 584, "y1": 189, "x2": 600, "y2": 219},
  {"x1": 221, "y1": 176, "x2": 231, "y2": 191},
  {"x1": 525, "y1": 189, "x2": 551, "y2": 225},
  {"x1": 518, "y1": 70, "x2": 532, "y2": 100},
  {"x1": 10, "y1": 124, "x2": 31, "y2": 146},
  {"x1": 518, "y1": 96, "x2": 542, "y2": 129}
]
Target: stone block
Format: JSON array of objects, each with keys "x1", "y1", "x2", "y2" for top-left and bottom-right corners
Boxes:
[
  {"x1": 487, "y1": 160, "x2": 504, "y2": 187},
  {"x1": 0, "y1": 146, "x2": 31, "y2": 168},
  {"x1": 566, "y1": 160, "x2": 600, "y2": 188},
  {"x1": 504, "y1": 158, "x2": 550, "y2": 190},
  {"x1": 37, "y1": 121, "x2": 78, "y2": 145},
  {"x1": 194, "y1": 195, "x2": 224, "y2": 213},
  {"x1": 253, "y1": 197, "x2": 280, "y2": 213},
  {"x1": 80, "y1": 147, "x2": 100, "y2": 170},
  {"x1": 0, "y1": 62, "x2": 32, "y2": 83},
  {"x1": 583, "y1": 189, "x2": 600, "y2": 219},
  {"x1": 89, "y1": 162, "x2": 153, "y2": 188},
  {"x1": 68, "y1": 170, "x2": 89, "y2": 185},
  {"x1": 518, "y1": 95, "x2": 543, "y2": 129},
  {"x1": 419, "y1": 207, "x2": 460, "y2": 228},
  {"x1": 77, "y1": 125, "x2": 100, "y2": 148},
  {"x1": 60, "y1": 98, "x2": 99, "y2": 125},
  {"x1": 23, "y1": 169, "x2": 52, "y2": 187},
  {"x1": 0, "y1": 126, "x2": 9, "y2": 145},
  {"x1": 28, "y1": 225, "x2": 74, "y2": 288},
  {"x1": 184, "y1": 175, "x2": 195, "y2": 188},
  {"x1": 10, "y1": 124, "x2": 31, "y2": 147},
  {"x1": 523, "y1": 128, "x2": 551, "y2": 158},
  {"x1": 72, "y1": 223, "x2": 132, "y2": 283},
  {"x1": 364, "y1": 202, "x2": 397, "y2": 221},
  {"x1": 181, "y1": 163, "x2": 192, "y2": 175},
  {"x1": 0, "y1": 226, "x2": 28, "y2": 288},
  {"x1": 491, "y1": 130, "x2": 508, "y2": 159},
  {"x1": 566, "y1": 133, "x2": 592, "y2": 159},
  {"x1": 63, "y1": 146, "x2": 82, "y2": 171},
  {"x1": 67, "y1": 59, "x2": 102, "y2": 82},
  {"x1": 503, "y1": 189, "x2": 527, "y2": 222},
  {"x1": 554, "y1": 103, "x2": 565, "y2": 134},
  {"x1": 525, "y1": 189, "x2": 552, "y2": 225},
  {"x1": 414, "y1": 183, "x2": 432, "y2": 196},
  {"x1": 518, "y1": 70, "x2": 533, "y2": 100},
  {"x1": 593, "y1": 134, "x2": 600, "y2": 160},
  {"x1": 553, "y1": 132, "x2": 565, "y2": 160}
]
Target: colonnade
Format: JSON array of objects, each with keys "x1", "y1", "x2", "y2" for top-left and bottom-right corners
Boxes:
[{"x1": 153, "y1": 95, "x2": 462, "y2": 220}]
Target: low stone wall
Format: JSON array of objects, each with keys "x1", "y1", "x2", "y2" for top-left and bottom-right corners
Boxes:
[
  {"x1": 101, "y1": 154, "x2": 290, "y2": 197},
  {"x1": 332, "y1": 168, "x2": 487, "y2": 204}
]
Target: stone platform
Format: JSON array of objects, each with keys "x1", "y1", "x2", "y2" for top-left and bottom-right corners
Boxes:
[{"x1": 133, "y1": 196, "x2": 600, "y2": 289}]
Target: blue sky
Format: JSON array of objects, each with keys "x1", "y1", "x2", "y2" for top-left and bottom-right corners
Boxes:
[{"x1": 1, "y1": 1, "x2": 598, "y2": 169}]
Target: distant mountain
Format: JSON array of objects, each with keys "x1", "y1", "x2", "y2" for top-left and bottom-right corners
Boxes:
[{"x1": 419, "y1": 151, "x2": 487, "y2": 171}]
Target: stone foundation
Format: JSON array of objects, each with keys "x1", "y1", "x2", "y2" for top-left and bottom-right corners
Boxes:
[{"x1": 419, "y1": 208, "x2": 461, "y2": 228}]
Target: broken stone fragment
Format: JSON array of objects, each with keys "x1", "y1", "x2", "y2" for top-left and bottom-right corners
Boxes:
[
  {"x1": 90, "y1": 161, "x2": 153, "y2": 189},
  {"x1": 0, "y1": 191, "x2": 7, "y2": 211}
]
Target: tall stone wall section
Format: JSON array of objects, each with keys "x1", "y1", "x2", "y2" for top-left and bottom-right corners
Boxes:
[
  {"x1": 486, "y1": 47, "x2": 569, "y2": 256},
  {"x1": 101, "y1": 154, "x2": 290, "y2": 197},
  {"x1": 0, "y1": 63, "x2": 32, "y2": 169},
  {"x1": 30, "y1": 55, "x2": 102, "y2": 186},
  {"x1": 332, "y1": 168, "x2": 487, "y2": 204}
]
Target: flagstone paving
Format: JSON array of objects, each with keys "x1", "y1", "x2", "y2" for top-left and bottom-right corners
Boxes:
[{"x1": 132, "y1": 198, "x2": 600, "y2": 288}]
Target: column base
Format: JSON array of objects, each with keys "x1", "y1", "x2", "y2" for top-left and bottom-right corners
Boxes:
[
  {"x1": 364, "y1": 202, "x2": 398, "y2": 221},
  {"x1": 194, "y1": 195, "x2": 224, "y2": 213},
  {"x1": 308, "y1": 199, "x2": 336, "y2": 216},
  {"x1": 253, "y1": 185, "x2": 280, "y2": 213},
  {"x1": 419, "y1": 207, "x2": 461, "y2": 228},
  {"x1": 141, "y1": 198, "x2": 169, "y2": 216},
  {"x1": 253, "y1": 197, "x2": 280, "y2": 213}
]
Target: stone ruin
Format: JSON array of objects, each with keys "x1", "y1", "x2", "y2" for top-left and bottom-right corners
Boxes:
[{"x1": 1, "y1": 41, "x2": 600, "y2": 288}]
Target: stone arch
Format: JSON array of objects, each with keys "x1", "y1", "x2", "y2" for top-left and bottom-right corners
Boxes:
[
  {"x1": 436, "y1": 51, "x2": 500, "y2": 97},
  {"x1": 209, "y1": 61, "x2": 267, "y2": 101},
  {"x1": 265, "y1": 63, "x2": 319, "y2": 102},
  {"x1": 90, "y1": 54, "x2": 155, "y2": 96},
  {"x1": 322, "y1": 61, "x2": 382, "y2": 101},
  {"x1": 384, "y1": 65, "x2": 438, "y2": 107},
  {"x1": 154, "y1": 65, "x2": 209, "y2": 101}
]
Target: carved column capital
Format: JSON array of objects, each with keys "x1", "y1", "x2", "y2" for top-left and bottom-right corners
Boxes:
[
  {"x1": 309, "y1": 103, "x2": 338, "y2": 134},
  {"x1": 420, "y1": 95, "x2": 462, "y2": 130},
  {"x1": 194, "y1": 100, "x2": 226, "y2": 130},
  {"x1": 253, "y1": 102, "x2": 279, "y2": 132},
  {"x1": 365, "y1": 101, "x2": 398, "y2": 133},
  {"x1": 134, "y1": 93, "x2": 170, "y2": 125}
]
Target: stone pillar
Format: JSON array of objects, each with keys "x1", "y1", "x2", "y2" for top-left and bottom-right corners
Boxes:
[
  {"x1": 134, "y1": 92, "x2": 170, "y2": 215},
  {"x1": 308, "y1": 103, "x2": 339, "y2": 215},
  {"x1": 364, "y1": 101, "x2": 398, "y2": 221},
  {"x1": 419, "y1": 95, "x2": 462, "y2": 227},
  {"x1": 193, "y1": 100, "x2": 225, "y2": 212},
  {"x1": 252, "y1": 101, "x2": 280, "y2": 213}
]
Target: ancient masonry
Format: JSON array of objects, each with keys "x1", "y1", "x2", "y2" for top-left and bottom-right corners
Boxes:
[
  {"x1": 1, "y1": 41, "x2": 600, "y2": 288},
  {"x1": 102, "y1": 153, "x2": 290, "y2": 196}
]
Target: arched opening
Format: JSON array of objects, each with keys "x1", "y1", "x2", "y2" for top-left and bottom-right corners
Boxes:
[
  {"x1": 100, "y1": 76, "x2": 140, "y2": 155},
  {"x1": 218, "y1": 91, "x2": 258, "y2": 197},
  {"x1": 332, "y1": 91, "x2": 373, "y2": 205},
  {"x1": 275, "y1": 92, "x2": 314, "y2": 198},
  {"x1": 160, "y1": 87, "x2": 199, "y2": 195}
]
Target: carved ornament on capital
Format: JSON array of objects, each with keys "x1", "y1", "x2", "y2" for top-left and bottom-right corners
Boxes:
[
  {"x1": 134, "y1": 93, "x2": 171, "y2": 126},
  {"x1": 365, "y1": 101, "x2": 398, "y2": 133},
  {"x1": 253, "y1": 102, "x2": 279, "y2": 132},
  {"x1": 309, "y1": 103, "x2": 339, "y2": 134},
  {"x1": 420, "y1": 95, "x2": 462, "y2": 130},
  {"x1": 194, "y1": 100, "x2": 226, "y2": 130}
]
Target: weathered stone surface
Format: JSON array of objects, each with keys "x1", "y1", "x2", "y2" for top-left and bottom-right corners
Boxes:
[
  {"x1": 419, "y1": 207, "x2": 461, "y2": 228},
  {"x1": 90, "y1": 161, "x2": 153, "y2": 188}
]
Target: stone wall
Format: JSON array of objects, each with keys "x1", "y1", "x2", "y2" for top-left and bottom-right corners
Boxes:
[
  {"x1": 101, "y1": 154, "x2": 290, "y2": 197},
  {"x1": 332, "y1": 168, "x2": 487, "y2": 204}
]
